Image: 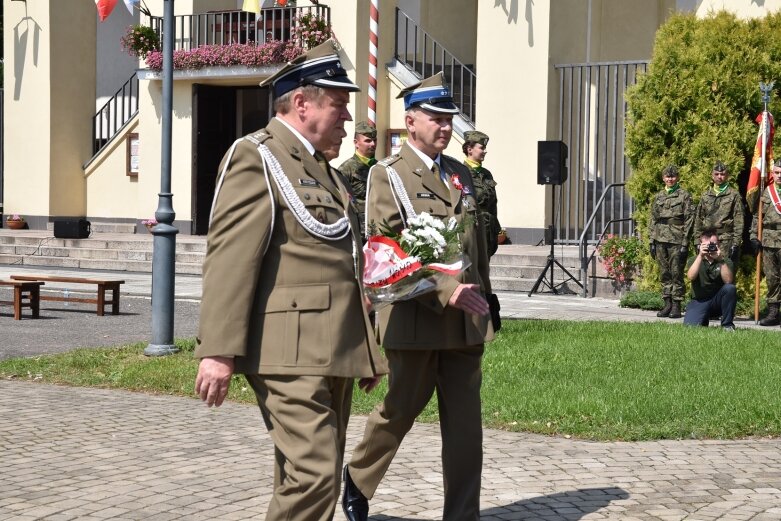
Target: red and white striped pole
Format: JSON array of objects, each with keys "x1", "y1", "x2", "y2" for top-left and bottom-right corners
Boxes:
[{"x1": 368, "y1": 0, "x2": 379, "y2": 125}]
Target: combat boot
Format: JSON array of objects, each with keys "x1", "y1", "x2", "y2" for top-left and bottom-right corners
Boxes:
[
  {"x1": 657, "y1": 297, "x2": 672, "y2": 317},
  {"x1": 760, "y1": 303, "x2": 780, "y2": 326},
  {"x1": 669, "y1": 300, "x2": 682, "y2": 319}
]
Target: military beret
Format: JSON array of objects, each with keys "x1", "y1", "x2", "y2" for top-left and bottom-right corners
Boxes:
[
  {"x1": 397, "y1": 72, "x2": 459, "y2": 114},
  {"x1": 712, "y1": 161, "x2": 728, "y2": 173},
  {"x1": 464, "y1": 130, "x2": 489, "y2": 146},
  {"x1": 354, "y1": 121, "x2": 377, "y2": 138},
  {"x1": 774, "y1": 159, "x2": 781, "y2": 168},
  {"x1": 260, "y1": 38, "x2": 359, "y2": 98},
  {"x1": 662, "y1": 165, "x2": 679, "y2": 177}
]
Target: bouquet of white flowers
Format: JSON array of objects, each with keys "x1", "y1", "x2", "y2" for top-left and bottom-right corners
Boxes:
[{"x1": 363, "y1": 212, "x2": 470, "y2": 307}]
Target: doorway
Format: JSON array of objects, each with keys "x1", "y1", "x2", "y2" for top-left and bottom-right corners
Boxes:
[{"x1": 191, "y1": 84, "x2": 271, "y2": 235}]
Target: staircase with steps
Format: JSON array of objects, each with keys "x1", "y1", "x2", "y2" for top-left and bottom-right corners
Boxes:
[
  {"x1": 0, "y1": 231, "x2": 622, "y2": 298},
  {"x1": 0, "y1": 229, "x2": 205, "y2": 275}
]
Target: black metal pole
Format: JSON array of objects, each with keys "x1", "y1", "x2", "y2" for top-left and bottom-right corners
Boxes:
[{"x1": 145, "y1": 0, "x2": 179, "y2": 356}]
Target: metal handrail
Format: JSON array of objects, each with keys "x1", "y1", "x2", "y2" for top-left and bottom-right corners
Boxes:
[
  {"x1": 580, "y1": 217, "x2": 635, "y2": 297},
  {"x1": 91, "y1": 73, "x2": 140, "y2": 157},
  {"x1": 577, "y1": 182, "x2": 632, "y2": 297},
  {"x1": 394, "y1": 8, "x2": 476, "y2": 122}
]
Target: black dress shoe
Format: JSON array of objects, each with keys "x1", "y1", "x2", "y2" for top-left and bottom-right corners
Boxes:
[{"x1": 342, "y1": 465, "x2": 369, "y2": 521}]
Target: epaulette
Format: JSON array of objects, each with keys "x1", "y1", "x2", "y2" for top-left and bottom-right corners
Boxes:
[
  {"x1": 377, "y1": 154, "x2": 401, "y2": 167},
  {"x1": 245, "y1": 131, "x2": 272, "y2": 145}
]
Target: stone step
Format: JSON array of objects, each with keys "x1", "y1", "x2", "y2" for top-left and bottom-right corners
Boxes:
[{"x1": 90, "y1": 222, "x2": 137, "y2": 234}]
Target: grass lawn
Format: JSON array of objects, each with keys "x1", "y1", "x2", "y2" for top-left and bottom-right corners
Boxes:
[{"x1": 2, "y1": 319, "x2": 780, "y2": 441}]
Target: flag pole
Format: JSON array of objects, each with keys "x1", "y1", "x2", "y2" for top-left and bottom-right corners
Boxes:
[{"x1": 755, "y1": 81, "x2": 774, "y2": 323}]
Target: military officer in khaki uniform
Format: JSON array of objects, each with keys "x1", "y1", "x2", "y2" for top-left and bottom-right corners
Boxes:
[
  {"x1": 342, "y1": 72, "x2": 495, "y2": 521},
  {"x1": 463, "y1": 130, "x2": 502, "y2": 257},
  {"x1": 693, "y1": 161, "x2": 745, "y2": 265},
  {"x1": 194, "y1": 40, "x2": 387, "y2": 521},
  {"x1": 750, "y1": 159, "x2": 781, "y2": 326},
  {"x1": 649, "y1": 165, "x2": 694, "y2": 319},
  {"x1": 338, "y1": 121, "x2": 377, "y2": 240}
]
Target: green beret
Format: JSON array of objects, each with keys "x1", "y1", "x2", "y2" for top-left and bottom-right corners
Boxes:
[
  {"x1": 354, "y1": 121, "x2": 377, "y2": 138},
  {"x1": 712, "y1": 161, "x2": 728, "y2": 173},
  {"x1": 464, "y1": 130, "x2": 489, "y2": 146},
  {"x1": 662, "y1": 165, "x2": 679, "y2": 177}
]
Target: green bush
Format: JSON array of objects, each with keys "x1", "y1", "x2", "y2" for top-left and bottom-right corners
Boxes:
[{"x1": 625, "y1": 10, "x2": 781, "y2": 304}]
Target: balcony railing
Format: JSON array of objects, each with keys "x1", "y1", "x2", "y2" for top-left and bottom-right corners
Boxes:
[
  {"x1": 149, "y1": 5, "x2": 330, "y2": 51},
  {"x1": 394, "y1": 8, "x2": 477, "y2": 123}
]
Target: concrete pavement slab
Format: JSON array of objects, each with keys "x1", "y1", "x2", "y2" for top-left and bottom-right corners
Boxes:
[{"x1": 2, "y1": 381, "x2": 780, "y2": 520}]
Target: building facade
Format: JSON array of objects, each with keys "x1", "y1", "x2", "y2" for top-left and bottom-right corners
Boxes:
[{"x1": 3, "y1": 0, "x2": 781, "y2": 241}]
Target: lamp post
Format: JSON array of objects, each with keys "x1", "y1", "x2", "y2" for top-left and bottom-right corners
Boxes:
[{"x1": 145, "y1": 0, "x2": 179, "y2": 356}]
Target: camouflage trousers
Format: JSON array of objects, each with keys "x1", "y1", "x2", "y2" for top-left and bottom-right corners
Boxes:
[
  {"x1": 655, "y1": 242, "x2": 685, "y2": 301},
  {"x1": 762, "y1": 247, "x2": 781, "y2": 304}
]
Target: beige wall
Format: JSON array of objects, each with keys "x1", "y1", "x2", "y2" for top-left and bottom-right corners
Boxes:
[
  {"x1": 136, "y1": 79, "x2": 195, "y2": 223},
  {"x1": 474, "y1": 1, "x2": 552, "y2": 239},
  {"x1": 3, "y1": 0, "x2": 95, "y2": 224},
  {"x1": 84, "y1": 121, "x2": 140, "y2": 218}
]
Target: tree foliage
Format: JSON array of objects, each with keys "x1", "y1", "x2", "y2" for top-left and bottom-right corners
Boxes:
[{"x1": 625, "y1": 10, "x2": 781, "y2": 299}]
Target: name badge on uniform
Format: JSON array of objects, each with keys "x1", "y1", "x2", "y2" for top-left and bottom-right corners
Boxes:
[
  {"x1": 417, "y1": 192, "x2": 435, "y2": 199},
  {"x1": 299, "y1": 179, "x2": 319, "y2": 187}
]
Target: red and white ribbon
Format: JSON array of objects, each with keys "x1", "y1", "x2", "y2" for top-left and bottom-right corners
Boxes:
[{"x1": 368, "y1": 0, "x2": 379, "y2": 125}]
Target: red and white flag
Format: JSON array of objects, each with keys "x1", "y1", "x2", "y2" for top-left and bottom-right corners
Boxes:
[
  {"x1": 747, "y1": 111, "x2": 775, "y2": 213},
  {"x1": 95, "y1": 0, "x2": 118, "y2": 22}
]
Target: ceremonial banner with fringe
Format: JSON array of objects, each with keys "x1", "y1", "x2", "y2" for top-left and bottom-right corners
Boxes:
[{"x1": 747, "y1": 111, "x2": 775, "y2": 213}]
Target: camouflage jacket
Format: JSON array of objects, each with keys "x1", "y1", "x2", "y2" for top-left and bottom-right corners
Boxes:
[
  {"x1": 751, "y1": 185, "x2": 781, "y2": 249},
  {"x1": 693, "y1": 187, "x2": 745, "y2": 248},
  {"x1": 338, "y1": 155, "x2": 371, "y2": 211},
  {"x1": 465, "y1": 162, "x2": 501, "y2": 256},
  {"x1": 648, "y1": 187, "x2": 693, "y2": 246}
]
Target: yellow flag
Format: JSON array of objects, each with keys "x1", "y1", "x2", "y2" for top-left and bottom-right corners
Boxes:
[{"x1": 242, "y1": 0, "x2": 261, "y2": 14}]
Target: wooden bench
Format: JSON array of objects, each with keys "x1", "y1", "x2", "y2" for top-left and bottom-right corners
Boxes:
[
  {"x1": 0, "y1": 280, "x2": 44, "y2": 320},
  {"x1": 10, "y1": 275, "x2": 125, "y2": 316}
]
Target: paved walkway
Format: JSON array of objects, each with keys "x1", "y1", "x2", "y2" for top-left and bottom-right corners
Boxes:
[{"x1": 1, "y1": 265, "x2": 780, "y2": 520}]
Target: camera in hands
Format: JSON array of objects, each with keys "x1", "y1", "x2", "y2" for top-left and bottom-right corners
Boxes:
[{"x1": 706, "y1": 242, "x2": 718, "y2": 253}]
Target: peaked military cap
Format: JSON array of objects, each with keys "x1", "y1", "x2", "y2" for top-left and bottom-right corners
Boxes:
[
  {"x1": 712, "y1": 161, "x2": 728, "y2": 173},
  {"x1": 397, "y1": 72, "x2": 459, "y2": 114},
  {"x1": 354, "y1": 121, "x2": 377, "y2": 139},
  {"x1": 260, "y1": 38, "x2": 360, "y2": 97},
  {"x1": 662, "y1": 165, "x2": 679, "y2": 177},
  {"x1": 464, "y1": 130, "x2": 489, "y2": 146}
]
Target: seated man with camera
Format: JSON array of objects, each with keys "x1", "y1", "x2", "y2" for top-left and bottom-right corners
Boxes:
[{"x1": 683, "y1": 228, "x2": 737, "y2": 330}]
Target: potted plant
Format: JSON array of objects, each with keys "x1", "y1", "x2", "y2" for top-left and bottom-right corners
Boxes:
[
  {"x1": 121, "y1": 24, "x2": 161, "y2": 59},
  {"x1": 141, "y1": 218, "x2": 158, "y2": 232},
  {"x1": 5, "y1": 214, "x2": 26, "y2": 230}
]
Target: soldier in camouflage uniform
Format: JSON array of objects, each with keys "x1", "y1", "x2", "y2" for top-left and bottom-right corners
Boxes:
[
  {"x1": 463, "y1": 130, "x2": 501, "y2": 257},
  {"x1": 750, "y1": 159, "x2": 781, "y2": 326},
  {"x1": 338, "y1": 121, "x2": 377, "y2": 241},
  {"x1": 693, "y1": 161, "x2": 745, "y2": 265},
  {"x1": 649, "y1": 165, "x2": 694, "y2": 318}
]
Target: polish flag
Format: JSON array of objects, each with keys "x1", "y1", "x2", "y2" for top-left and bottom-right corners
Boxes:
[{"x1": 95, "y1": 0, "x2": 118, "y2": 22}]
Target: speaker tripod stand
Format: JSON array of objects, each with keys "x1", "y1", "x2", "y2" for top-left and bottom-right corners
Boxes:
[{"x1": 527, "y1": 186, "x2": 583, "y2": 297}]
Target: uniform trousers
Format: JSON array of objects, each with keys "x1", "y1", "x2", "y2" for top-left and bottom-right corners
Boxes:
[
  {"x1": 682, "y1": 284, "x2": 737, "y2": 328},
  {"x1": 762, "y1": 247, "x2": 781, "y2": 304},
  {"x1": 246, "y1": 374, "x2": 353, "y2": 521},
  {"x1": 347, "y1": 347, "x2": 483, "y2": 521},
  {"x1": 655, "y1": 242, "x2": 686, "y2": 300}
]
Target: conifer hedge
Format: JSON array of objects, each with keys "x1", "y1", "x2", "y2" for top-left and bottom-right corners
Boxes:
[{"x1": 625, "y1": 10, "x2": 781, "y2": 302}]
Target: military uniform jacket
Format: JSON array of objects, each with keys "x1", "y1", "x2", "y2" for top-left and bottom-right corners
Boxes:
[
  {"x1": 196, "y1": 118, "x2": 387, "y2": 378},
  {"x1": 751, "y1": 185, "x2": 781, "y2": 249},
  {"x1": 693, "y1": 187, "x2": 745, "y2": 248},
  {"x1": 649, "y1": 188, "x2": 693, "y2": 247},
  {"x1": 466, "y1": 163, "x2": 502, "y2": 255},
  {"x1": 365, "y1": 142, "x2": 495, "y2": 350},
  {"x1": 338, "y1": 154, "x2": 371, "y2": 212}
]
